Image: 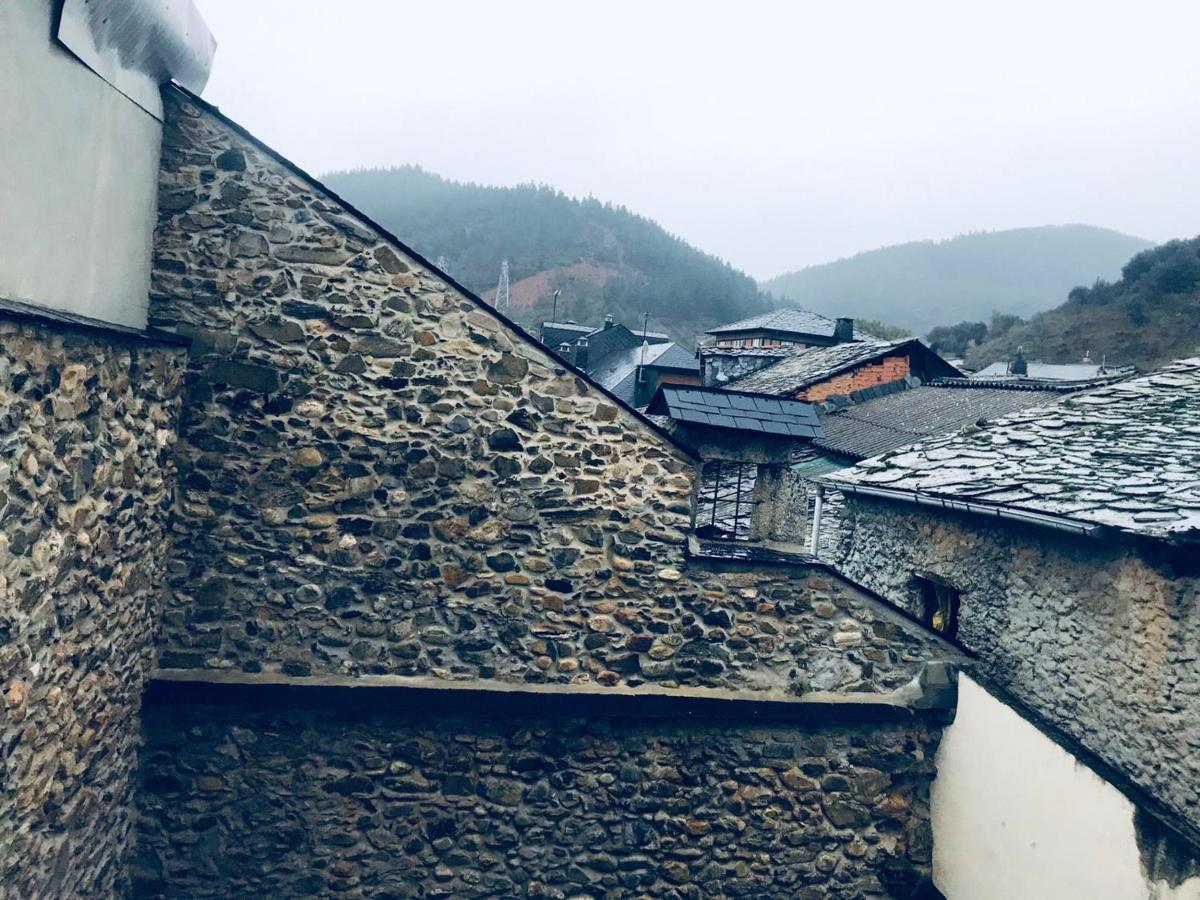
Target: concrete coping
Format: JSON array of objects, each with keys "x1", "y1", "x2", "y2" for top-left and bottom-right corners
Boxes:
[
  {"x1": 147, "y1": 666, "x2": 958, "y2": 723},
  {"x1": 0, "y1": 296, "x2": 190, "y2": 347}
]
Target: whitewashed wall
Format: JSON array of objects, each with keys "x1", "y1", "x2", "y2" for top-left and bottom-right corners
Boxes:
[
  {"x1": 933, "y1": 675, "x2": 1200, "y2": 900},
  {"x1": 0, "y1": 0, "x2": 162, "y2": 328}
]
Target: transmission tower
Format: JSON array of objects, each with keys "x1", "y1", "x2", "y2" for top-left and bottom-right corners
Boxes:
[{"x1": 494, "y1": 259, "x2": 510, "y2": 313}]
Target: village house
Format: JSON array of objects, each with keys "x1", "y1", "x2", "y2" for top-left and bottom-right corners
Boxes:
[
  {"x1": 826, "y1": 362, "x2": 1200, "y2": 897},
  {"x1": 699, "y1": 309, "x2": 869, "y2": 387},
  {"x1": 541, "y1": 315, "x2": 700, "y2": 407}
]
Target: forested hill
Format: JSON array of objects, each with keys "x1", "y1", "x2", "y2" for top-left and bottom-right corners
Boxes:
[
  {"x1": 322, "y1": 166, "x2": 771, "y2": 343},
  {"x1": 762, "y1": 225, "x2": 1152, "y2": 334},
  {"x1": 958, "y1": 237, "x2": 1200, "y2": 372}
]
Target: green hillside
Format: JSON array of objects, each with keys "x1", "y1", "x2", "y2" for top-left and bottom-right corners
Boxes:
[
  {"x1": 322, "y1": 166, "x2": 771, "y2": 344},
  {"x1": 959, "y1": 237, "x2": 1200, "y2": 371},
  {"x1": 762, "y1": 225, "x2": 1152, "y2": 334}
]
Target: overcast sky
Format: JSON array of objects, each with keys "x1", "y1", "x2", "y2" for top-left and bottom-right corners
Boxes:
[{"x1": 195, "y1": 0, "x2": 1200, "y2": 279}]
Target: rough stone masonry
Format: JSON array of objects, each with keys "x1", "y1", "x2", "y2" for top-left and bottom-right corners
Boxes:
[
  {"x1": 834, "y1": 496, "x2": 1200, "y2": 839},
  {"x1": 120, "y1": 85, "x2": 960, "y2": 897},
  {"x1": 147, "y1": 90, "x2": 950, "y2": 698},
  {"x1": 135, "y1": 700, "x2": 940, "y2": 899},
  {"x1": 0, "y1": 316, "x2": 183, "y2": 897}
]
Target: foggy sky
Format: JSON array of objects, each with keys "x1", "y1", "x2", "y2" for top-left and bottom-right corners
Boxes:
[{"x1": 194, "y1": 0, "x2": 1200, "y2": 280}]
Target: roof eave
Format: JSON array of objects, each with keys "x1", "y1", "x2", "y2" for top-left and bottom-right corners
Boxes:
[{"x1": 825, "y1": 480, "x2": 1107, "y2": 538}]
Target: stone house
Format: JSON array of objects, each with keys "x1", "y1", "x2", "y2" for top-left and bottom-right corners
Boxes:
[
  {"x1": 699, "y1": 309, "x2": 868, "y2": 387},
  {"x1": 541, "y1": 317, "x2": 700, "y2": 408},
  {"x1": 800, "y1": 375, "x2": 1122, "y2": 557},
  {"x1": 725, "y1": 338, "x2": 961, "y2": 404},
  {"x1": 827, "y1": 361, "x2": 1200, "y2": 896}
]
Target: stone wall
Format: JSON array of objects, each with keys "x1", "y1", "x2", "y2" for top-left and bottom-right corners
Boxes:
[
  {"x1": 699, "y1": 350, "x2": 783, "y2": 388},
  {"x1": 134, "y1": 698, "x2": 942, "y2": 899},
  {"x1": 834, "y1": 496, "x2": 1200, "y2": 835},
  {"x1": 0, "y1": 316, "x2": 183, "y2": 895},
  {"x1": 148, "y1": 89, "x2": 951, "y2": 698}
]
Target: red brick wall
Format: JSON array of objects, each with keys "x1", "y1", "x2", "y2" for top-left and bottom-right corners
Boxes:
[{"x1": 798, "y1": 354, "x2": 911, "y2": 402}]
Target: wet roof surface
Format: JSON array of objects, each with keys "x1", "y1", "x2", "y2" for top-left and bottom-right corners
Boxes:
[
  {"x1": 601, "y1": 342, "x2": 698, "y2": 406},
  {"x1": 817, "y1": 382, "x2": 1072, "y2": 461},
  {"x1": 650, "y1": 386, "x2": 823, "y2": 438},
  {"x1": 829, "y1": 358, "x2": 1200, "y2": 539},
  {"x1": 707, "y1": 307, "x2": 841, "y2": 337},
  {"x1": 726, "y1": 340, "x2": 903, "y2": 395}
]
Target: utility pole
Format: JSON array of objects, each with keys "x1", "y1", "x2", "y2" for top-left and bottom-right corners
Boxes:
[
  {"x1": 494, "y1": 259, "x2": 510, "y2": 313},
  {"x1": 550, "y1": 289, "x2": 561, "y2": 323}
]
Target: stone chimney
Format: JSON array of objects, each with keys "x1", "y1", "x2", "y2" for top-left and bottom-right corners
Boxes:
[
  {"x1": 834, "y1": 317, "x2": 855, "y2": 343},
  {"x1": 603, "y1": 313, "x2": 615, "y2": 330},
  {"x1": 574, "y1": 336, "x2": 590, "y2": 370},
  {"x1": 558, "y1": 341, "x2": 573, "y2": 363}
]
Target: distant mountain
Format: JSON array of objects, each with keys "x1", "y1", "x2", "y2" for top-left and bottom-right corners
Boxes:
[
  {"x1": 961, "y1": 237, "x2": 1200, "y2": 372},
  {"x1": 762, "y1": 225, "x2": 1153, "y2": 334},
  {"x1": 322, "y1": 166, "x2": 772, "y2": 345}
]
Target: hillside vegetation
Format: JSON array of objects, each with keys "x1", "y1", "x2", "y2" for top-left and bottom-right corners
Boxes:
[
  {"x1": 947, "y1": 237, "x2": 1200, "y2": 371},
  {"x1": 322, "y1": 166, "x2": 771, "y2": 343},
  {"x1": 762, "y1": 225, "x2": 1152, "y2": 334}
]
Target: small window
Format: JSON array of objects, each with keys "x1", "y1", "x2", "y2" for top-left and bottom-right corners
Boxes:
[{"x1": 915, "y1": 575, "x2": 960, "y2": 638}]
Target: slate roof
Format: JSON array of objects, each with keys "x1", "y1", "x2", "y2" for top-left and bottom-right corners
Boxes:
[
  {"x1": 816, "y1": 381, "x2": 1074, "y2": 461},
  {"x1": 647, "y1": 386, "x2": 823, "y2": 438},
  {"x1": 699, "y1": 346, "x2": 794, "y2": 360},
  {"x1": 707, "y1": 308, "x2": 843, "y2": 338},
  {"x1": 598, "y1": 342, "x2": 698, "y2": 406},
  {"x1": 649, "y1": 343, "x2": 700, "y2": 371},
  {"x1": 541, "y1": 321, "x2": 594, "y2": 349},
  {"x1": 828, "y1": 358, "x2": 1200, "y2": 539},
  {"x1": 725, "y1": 340, "x2": 903, "y2": 395}
]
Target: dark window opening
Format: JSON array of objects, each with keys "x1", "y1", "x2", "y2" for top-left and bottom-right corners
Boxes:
[
  {"x1": 695, "y1": 460, "x2": 758, "y2": 541},
  {"x1": 915, "y1": 575, "x2": 960, "y2": 639}
]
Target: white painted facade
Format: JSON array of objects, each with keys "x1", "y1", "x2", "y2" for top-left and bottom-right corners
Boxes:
[
  {"x1": 0, "y1": 0, "x2": 162, "y2": 328},
  {"x1": 933, "y1": 674, "x2": 1200, "y2": 900}
]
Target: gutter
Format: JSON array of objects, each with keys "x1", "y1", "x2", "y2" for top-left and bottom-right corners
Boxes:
[{"x1": 826, "y1": 480, "x2": 1105, "y2": 538}]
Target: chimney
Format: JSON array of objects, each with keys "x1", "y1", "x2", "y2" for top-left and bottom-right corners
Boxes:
[
  {"x1": 574, "y1": 336, "x2": 590, "y2": 371},
  {"x1": 834, "y1": 317, "x2": 855, "y2": 343},
  {"x1": 558, "y1": 341, "x2": 573, "y2": 363},
  {"x1": 603, "y1": 313, "x2": 615, "y2": 330}
]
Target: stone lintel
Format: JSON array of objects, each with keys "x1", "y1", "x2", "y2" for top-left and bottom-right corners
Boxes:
[{"x1": 147, "y1": 669, "x2": 957, "y2": 722}]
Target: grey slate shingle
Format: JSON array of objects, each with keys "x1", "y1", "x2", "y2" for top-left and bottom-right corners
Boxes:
[{"x1": 829, "y1": 357, "x2": 1200, "y2": 539}]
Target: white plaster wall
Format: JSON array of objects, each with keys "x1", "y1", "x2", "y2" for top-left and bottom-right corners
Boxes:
[
  {"x1": 0, "y1": 0, "x2": 161, "y2": 328},
  {"x1": 933, "y1": 674, "x2": 1200, "y2": 900}
]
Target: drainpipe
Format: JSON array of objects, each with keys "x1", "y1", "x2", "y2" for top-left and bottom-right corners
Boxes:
[{"x1": 808, "y1": 484, "x2": 824, "y2": 555}]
